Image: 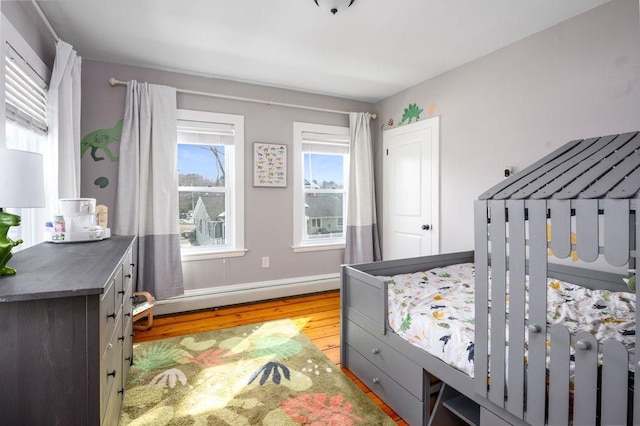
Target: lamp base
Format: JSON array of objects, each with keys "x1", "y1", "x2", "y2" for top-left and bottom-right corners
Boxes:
[{"x1": 0, "y1": 211, "x2": 23, "y2": 276}]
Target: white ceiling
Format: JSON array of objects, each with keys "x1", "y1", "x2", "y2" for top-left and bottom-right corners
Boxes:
[{"x1": 38, "y1": 0, "x2": 611, "y2": 103}]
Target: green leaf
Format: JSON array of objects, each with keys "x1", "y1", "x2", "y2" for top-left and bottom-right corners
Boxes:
[
  {"x1": 400, "y1": 313, "x2": 412, "y2": 332},
  {"x1": 250, "y1": 337, "x2": 302, "y2": 360},
  {"x1": 133, "y1": 342, "x2": 190, "y2": 371}
]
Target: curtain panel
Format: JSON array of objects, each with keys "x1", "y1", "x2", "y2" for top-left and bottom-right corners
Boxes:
[
  {"x1": 46, "y1": 40, "x2": 81, "y2": 208},
  {"x1": 345, "y1": 112, "x2": 381, "y2": 264},
  {"x1": 115, "y1": 81, "x2": 184, "y2": 300}
]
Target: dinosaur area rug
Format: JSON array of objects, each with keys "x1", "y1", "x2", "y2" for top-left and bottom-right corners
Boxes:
[{"x1": 120, "y1": 319, "x2": 395, "y2": 425}]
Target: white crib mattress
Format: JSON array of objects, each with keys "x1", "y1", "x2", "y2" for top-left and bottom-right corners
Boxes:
[{"x1": 385, "y1": 263, "x2": 636, "y2": 378}]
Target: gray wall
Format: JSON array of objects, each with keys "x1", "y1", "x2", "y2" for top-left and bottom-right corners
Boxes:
[
  {"x1": 81, "y1": 60, "x2": 373, "y2": 290},
  {"x1": 2, "y1": 1, "x2": 55, "y2": 68},
  {"x1": 374, "y1": 0, "x2": 640, "y2": 254}
]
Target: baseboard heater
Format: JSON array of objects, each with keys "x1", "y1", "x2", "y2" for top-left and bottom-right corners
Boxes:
[{"x1": 154, "y1": 273, "x2": 340, "y2": 316}]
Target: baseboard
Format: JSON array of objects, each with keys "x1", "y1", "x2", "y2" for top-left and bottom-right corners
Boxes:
[{"x1": 153, "y1": 273, "x2": 340, "y2": 316}]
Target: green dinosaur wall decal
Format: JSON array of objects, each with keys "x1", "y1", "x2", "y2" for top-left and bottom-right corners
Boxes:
[
  {"x1": 81, "y1": 119, "x2": 123, "y2": 162},
  {"x1": 399, "y1": 103, "x2": 424, "y2": 125}
]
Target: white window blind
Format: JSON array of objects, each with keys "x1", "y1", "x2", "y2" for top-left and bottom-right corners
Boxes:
[
  {"x1": 5, "y1": 43, "x2": 48, "y2": 134},
  {"x1": 302, "y1": 131, "x2": 349, "y2": 155},
  {"x1": 177, "y1": 120, "x2": 235, "y2": 146}
]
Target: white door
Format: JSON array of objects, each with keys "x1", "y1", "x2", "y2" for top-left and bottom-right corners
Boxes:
[{"x1": 383, "y1": 117, "x2": 439, "y2": 260}]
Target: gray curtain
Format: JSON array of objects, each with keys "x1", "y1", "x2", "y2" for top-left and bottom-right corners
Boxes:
[
  {"x1": 344, "y1": 112, "x2": 381, "y2": 264},
  {"x1": 114, "y1": 81, "x2": 184, "y2": 300}
]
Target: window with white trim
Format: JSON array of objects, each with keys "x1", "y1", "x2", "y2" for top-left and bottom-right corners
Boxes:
[
  {"x1": 3, "y1": 17, "x2": 52, "y2": 251},
  {"x1": 293, "y1": 122, "x2": 349, "y2": 251},
  {"x1": 177, "y1": 110, "x2": 245, "y2": 259}
]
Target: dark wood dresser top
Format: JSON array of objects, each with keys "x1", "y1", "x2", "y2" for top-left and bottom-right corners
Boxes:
[{"x1": 0, "y1": 235, "x2": 135, "y2": 302}]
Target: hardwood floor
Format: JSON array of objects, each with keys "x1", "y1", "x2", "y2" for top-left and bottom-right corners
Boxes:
[{"x1": 133, "y1": 289, "x2": 409, "y2": 425}]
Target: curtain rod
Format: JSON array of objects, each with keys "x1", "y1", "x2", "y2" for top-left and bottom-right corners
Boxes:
[
  {"x1": 108, "y1": 77, "x2": 377, "y2": 120},
  {"x1": 31, "y1": 0, "x2": 60, "y2": 42}
]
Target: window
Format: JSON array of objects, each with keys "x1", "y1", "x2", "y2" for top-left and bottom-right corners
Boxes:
[
  {"x1": 177, "y1": 110, "x2": 245, "y2": 259},
  {"x1": 3, "y1": 18, "x2": 52, "y2": 251},
  {"x1": 293, "y1": 122, "x2": 349, "y2": 251}
]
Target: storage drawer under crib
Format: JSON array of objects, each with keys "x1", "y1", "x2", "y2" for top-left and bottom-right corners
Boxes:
[
  {"x1": 345, "y1": 344, "x2": 427, "y2": 426},
  {"x1": 344, "y1": 319, "x2": 423, "y2": 398}
]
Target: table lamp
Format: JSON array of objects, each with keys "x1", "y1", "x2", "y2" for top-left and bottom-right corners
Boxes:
[{"x1": 0, "y1": 147, "x2": 46, "y2": 276}]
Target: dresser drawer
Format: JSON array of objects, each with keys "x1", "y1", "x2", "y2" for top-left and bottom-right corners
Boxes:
[
  {"x1": 103, "y1": 374, "x2": 123, "y2": 426},
  {"x1": 100, "y1": 278, "x2": 116, "y2": 351},
  {"x1": 123, "y1": 316, "x2": 134, "y2": 382},
  {"x1": 345, "y1": 344, "x2": 426, "y2": 426},
  {"x1": 101, "y1": 312, "x2": 123, "y2": 419},
  {"x1": 114, "y1": 265, "x2": 125, "y2": 309},
  {"x1": 123, "y1": 289, "x2": 133, "y2": 322},
  {"x1": 345, "y1": 319, "x2": 423, "y2": 399}
]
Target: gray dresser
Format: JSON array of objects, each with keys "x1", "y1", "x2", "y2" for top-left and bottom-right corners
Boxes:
[{"x1": 0, "y1": 235, "x2": 136, "y2": 425}]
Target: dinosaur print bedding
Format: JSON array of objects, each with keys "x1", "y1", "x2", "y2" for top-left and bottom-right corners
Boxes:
[{"x1": 385, "y1": 263, "x2": 636, "y2": 378}]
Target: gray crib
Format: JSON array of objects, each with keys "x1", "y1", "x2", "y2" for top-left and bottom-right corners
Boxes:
[{"x1": 341, "y1": 132, "x2": 639, "y2": 425}]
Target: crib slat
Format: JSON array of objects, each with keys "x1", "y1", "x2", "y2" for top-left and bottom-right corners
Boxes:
[
  {"x1": 525, "y1": 201, "x2": 548, "y2": 426},
  {"x1": 601, "y1": 340, "x2": 629, "y2": 426},
  {"x1": 575, "y1": 199, "x2": 599, "y2": 262},
  {"x1": 548, "y1": 324, "x2": 570, "y2": 426},
  {"x1": 474, "y1": 200, "x2": 489, "y2": 398},
  {"x1": 506, "y1": 200, "x2": 526, "y2": 419},
  {"x1": 550, "y1": 200, "x2": 571, "y2": 259},
  {"x1": 604, "y1": 199, "x2": 630, "y2": 266},
  {"x1": 573, "y1": 332, "x2": 599, "y2": 426},
  {"x1": 489, "y1": 200, "x2": 507, "y2": 407}
]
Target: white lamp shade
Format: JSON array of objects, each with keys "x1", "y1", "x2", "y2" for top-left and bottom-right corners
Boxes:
[{"x1": 0, "y1": 147, "x2": 46, "y2": 208}]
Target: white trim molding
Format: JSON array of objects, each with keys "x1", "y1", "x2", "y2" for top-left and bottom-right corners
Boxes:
[{"x1": 154, "y1": 273, "x2": 340, "y2": 315}]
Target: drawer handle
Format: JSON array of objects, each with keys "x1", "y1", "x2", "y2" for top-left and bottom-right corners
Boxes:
[
  {"x1": 372, "y1": 348, "x2": 380, "y2": 355},
  {"x1": 125, "y1": 312, "x2": 131, "y2": 318},
  {"x1": 107, "y1": 312, "x2": 116, "y2": 320},
  {"x1": 107, "y1": 370, "x2": 116, "y2": 378},
  {"x1": 118, "y1": 389, "x2": 124, "y2": 395},
  {"x1": 372, "y1": 378, "x2": 380, "y2": 384},
  {"x1": 118, "y1": 290, "x2": 126, "y2": 295},
  {"x1": 130, "y1": 263, "x2": 135, "y2": 267},
  {"x1": 118, "y1": 335, "x2": 125, "y2": 342},
  {"x1": 125, "y1": 274, "x2": 132, "y2": 278},
  {"x1": 125, "y1": 356, "x2": 131, "y2": 362}
]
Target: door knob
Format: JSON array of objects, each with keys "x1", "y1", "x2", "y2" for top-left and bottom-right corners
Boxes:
[{"x1": 422, "y1": 224, "x2": 431, "y2": 230}]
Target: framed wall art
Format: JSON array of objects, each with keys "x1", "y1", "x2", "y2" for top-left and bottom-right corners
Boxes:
[{"x1": 253, "y1": 143, "x2": 287, "y2": 187}]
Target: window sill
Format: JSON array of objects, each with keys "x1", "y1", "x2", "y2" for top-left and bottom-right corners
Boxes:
[
  {"x1": 292, "y1": 243, "x2": 345, "y2": 253},
  {"x1": 181, "y1": 248, "x2": 247, "y2": 261}
]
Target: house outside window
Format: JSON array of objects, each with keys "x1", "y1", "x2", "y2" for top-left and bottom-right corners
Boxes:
[
  {"x1": 293, "y1": 122, "x2": 349, "y2": 252},
  {"x1": 177, "y1": 110, "x2": 245, "y2": 260}
]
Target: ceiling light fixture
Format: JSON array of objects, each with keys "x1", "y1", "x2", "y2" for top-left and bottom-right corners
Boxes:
[{"x1": 313, "y1": 0, "x2": 355, "y2": 15}]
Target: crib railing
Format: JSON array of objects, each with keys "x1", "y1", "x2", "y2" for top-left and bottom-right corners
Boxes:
[{"x1": 475, "y1": 198, "x2": 638, "y2": 426}]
